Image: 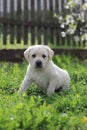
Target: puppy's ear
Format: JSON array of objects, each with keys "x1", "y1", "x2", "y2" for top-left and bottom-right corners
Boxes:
[
  {"x1": 24, "y1": 47, "x2": 32, "y2": 62},
  {"x1": 46, "y1": 46, "x2": 54, "y2": 60}
]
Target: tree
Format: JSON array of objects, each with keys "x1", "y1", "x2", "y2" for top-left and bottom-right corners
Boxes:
[{"x1": 54, "y1": 0, "x2": 87, "y2": 44}]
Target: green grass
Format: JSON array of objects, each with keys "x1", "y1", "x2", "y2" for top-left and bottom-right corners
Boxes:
[
  {"x1": 0, "y1": 35, "x2": 87, "y2": 49},
  {"x1": 0, "y1": 55, "x2": 87, "y2": 130}
]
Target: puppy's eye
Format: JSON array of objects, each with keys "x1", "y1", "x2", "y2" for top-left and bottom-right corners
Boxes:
[
  {"x1": 42, "y1": 54, "x2": 46, "y2": 58},
  {"x1": 32, "y1": 54, "x2": 36, "y2": 58}
]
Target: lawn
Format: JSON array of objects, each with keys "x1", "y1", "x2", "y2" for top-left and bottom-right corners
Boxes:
[{"x1": 0, "y1": 54, "x2": 87, "y2": 130}]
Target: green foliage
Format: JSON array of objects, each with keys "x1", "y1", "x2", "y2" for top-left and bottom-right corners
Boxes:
[{"x1": 0, "y1": 55, "x2": 87, "y2": 130}]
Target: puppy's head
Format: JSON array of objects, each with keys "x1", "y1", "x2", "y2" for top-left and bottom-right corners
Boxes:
[{"x1": 24, "y1": 45, "x2": 54, "y2": 70}]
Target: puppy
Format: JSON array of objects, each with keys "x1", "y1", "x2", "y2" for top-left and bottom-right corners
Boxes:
[{"x1": 18, "y1": 45, "x2": 70, "y2": 96}]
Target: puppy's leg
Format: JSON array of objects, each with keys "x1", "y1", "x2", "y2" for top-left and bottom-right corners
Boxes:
[
  {"x1": 61, "y1": 78, "x2": 70, "y2": 90},
  {"x1": 61, "y1": 83, "x2": 70, "y2": 90},
  {"x1": 47, "y1": 81, "x2": 56, "y2": 96},
  {"x1": 18, "y1": 76, "x2": 32, "y2": 94}
]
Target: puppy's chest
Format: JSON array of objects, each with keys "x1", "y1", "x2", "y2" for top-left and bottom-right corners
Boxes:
[{"x1": 32, "y1": 73, "x2": 49, "y2": 88}]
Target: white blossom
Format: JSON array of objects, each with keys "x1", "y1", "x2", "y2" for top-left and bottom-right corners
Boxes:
[
  {"x1": 75, "y1": 0, "x2": 82, "y2": 5},
  {"x1": 81, "y1": 19, "x2": 85, "y2": 23},
  {"x1": 60, "y1": 23, "x2": 65, "y2": 28},
  {"x1": 58, "y1": 16, "x2": 63, "y2": 21},
  {"x1": 71, "y1": 19, "x2": 75, "y2": 24},
  {"x1": 67, "y1": 28, "x2": 75, "y2": 34},
  {"x1": 85, "y1": 34, "x2": 87, "y2": 41},
  {"x1": 78, "y1": 12, "x2": 85, "y2": 20},
  {"x1": 61, "y1": 32, "x2": 66, "y2": 37},
  {"x1": 74, "y1": 36, "x2": 80, "y2": 42},
  {"x1": 66, "y1": 15, "x2": 74, "y2": 24},
  {"x1": 65, "y1": 5, "x2": 70, "y2": 9},
  {"x1": 57, "y1": 0, "x2": 87, "y2": 42}
]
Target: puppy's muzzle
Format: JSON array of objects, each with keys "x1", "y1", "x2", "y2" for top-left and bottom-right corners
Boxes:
[{"x1": 36, "y1": 60, "x2": 42, "y2": 68}]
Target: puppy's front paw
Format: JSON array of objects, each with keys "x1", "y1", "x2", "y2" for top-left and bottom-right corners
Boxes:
[
  {"x1": 47, "y1": 88, "x2": 55, "y2": 96},
  {"x1": 18, "y1": 87, "x2": 23, "y2": 94}
]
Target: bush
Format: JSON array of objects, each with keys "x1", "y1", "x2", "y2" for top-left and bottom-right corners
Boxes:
[{"x1": 54, "y1": 0, "x2": 87, "y2": 43}]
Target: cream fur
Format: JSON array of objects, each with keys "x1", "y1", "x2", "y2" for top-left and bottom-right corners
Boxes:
[{"x1": 18, "y1": 45, "x2": 70, "y2": 96}]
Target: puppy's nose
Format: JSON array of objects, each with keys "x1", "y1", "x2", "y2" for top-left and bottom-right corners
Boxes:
[{"x1": 36, "y1": 60, "x2": 42, "y2": 68}]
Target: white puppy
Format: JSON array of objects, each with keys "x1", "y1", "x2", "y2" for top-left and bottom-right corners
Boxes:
[{"x1": 18, "y1": 45, "x2": 70, "y2": 96}]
